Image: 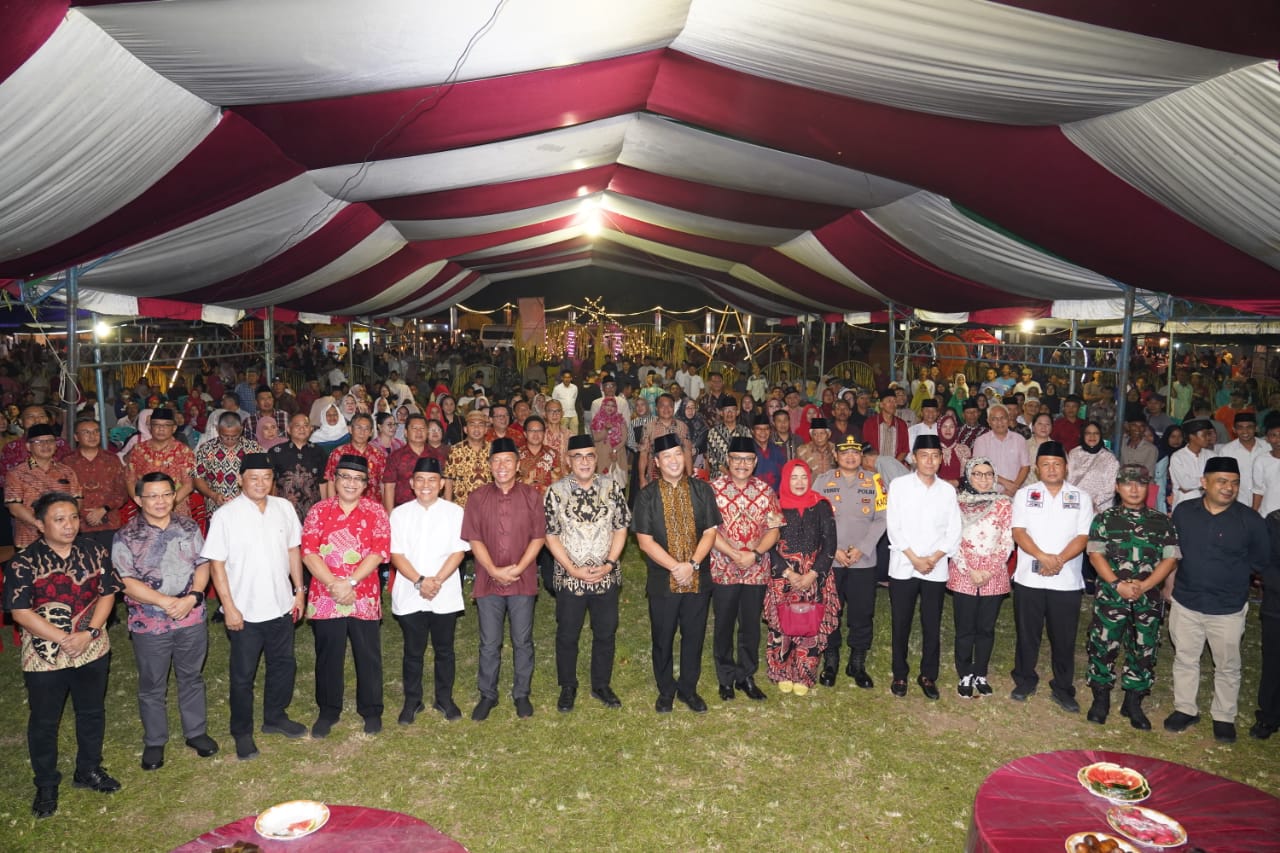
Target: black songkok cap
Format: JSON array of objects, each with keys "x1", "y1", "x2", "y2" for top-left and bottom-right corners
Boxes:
[
  {"x1": 26, "y1": 424, "x2": 58, "y2": 440},
  {"x1": 920, "y1": 399, "x2": 939, "y2": 409},
  {"x1": 750, "y1": 413, "x2": 771, "y2": 428},
  {"x1": 567, "y1": 434, "x2": 594, "y2": 451},
  {"x1": 1204, "y1": 456, "x2": 1239, "y2": 475},
  {"x1": 241, "y1": 453, "x2": 272, "y2": 471},
  {"x1": 652, "y1": 433, "x2": 681, "y2": 454},
  {"x1": 1233, "y1": 411, "x2": 1256, "y2": 424},
  {"x1": 728, "y1": 436, "x2": 755, "y2": 454},
  {"x1": 150, "y1": 408, "x2": 175, "y2": 422},
  {"x1": 412, "y1": 457, "x2": 442, "y2": 475},
  {"x1": 337, "y1": 454, "x2": 369, "y2": 473},
  {"x1": 489, "y1": 437, "x2": 519, "y2": 457},
  {"x1": 912, "y1": 434, "x2": 942, "y2": 452},
  {"x1": 1036, "y1": 440, "x2": 1067, "y2": 460},
  {"x1": 808, "y1": 417, "x2": 828, "y2": 430},
  {"x1": 962, "y1": 397, "x2": 979, "y2": 411}
]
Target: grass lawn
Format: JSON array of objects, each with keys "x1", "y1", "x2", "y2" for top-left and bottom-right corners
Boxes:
[{"x1": 1, "y1": 550, "x2": 1275, "y2": 852}]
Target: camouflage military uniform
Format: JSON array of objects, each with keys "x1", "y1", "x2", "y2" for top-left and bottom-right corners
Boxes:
[{"x1": 1085, "y1": 506, "x2": 1180, "y2": 691}]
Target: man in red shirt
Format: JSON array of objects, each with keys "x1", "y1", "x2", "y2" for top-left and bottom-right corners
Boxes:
[{"x1": 1051, "y1": 395, "x2": 1085, "y2": 452}]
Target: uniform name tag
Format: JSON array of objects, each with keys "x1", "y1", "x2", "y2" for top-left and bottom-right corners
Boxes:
[
  {"x1": 1026, "y1": 490, "x2": 1043, "y2": 508},
  {"x1": 1063, "y1": 492, "x2": 1080, "y2": 509}
]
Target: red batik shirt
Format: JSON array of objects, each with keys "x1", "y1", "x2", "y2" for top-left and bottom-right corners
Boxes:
[
  {"x1": 709, "y1": 474, "x2": 783, "y2": 585},
  {"x1": 301, "y1": 495, "x2": 391, "y2": 621}
]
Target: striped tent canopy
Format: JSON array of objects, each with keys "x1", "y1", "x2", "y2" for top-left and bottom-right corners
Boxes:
[{"x1": 2, "y1": 0, "x2": 1278, "y2": 322}]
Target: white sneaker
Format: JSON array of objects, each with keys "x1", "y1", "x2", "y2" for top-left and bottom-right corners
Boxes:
[
  {"x1": 973, "y1": 676, "x2": 993, "y2": 697},
  {"x1": 957, "y1": 674, "x2": 974, "y2": 699}
]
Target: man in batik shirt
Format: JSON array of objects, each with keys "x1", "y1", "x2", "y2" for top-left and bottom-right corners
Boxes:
[
  {"x1": 1084, "y1": 463, "x2": 1179, "y2": 730},
  {"x1": 797, "y1": 416, "x2": 837, "y2": 475},
  {"x1": 443, "y1": 410, "x2": 492, "y2": 508},
  {"x1": 268, "y1": 413, "x2": 325, "y2": 523},
  {"x1": 126, "y1": 408, "x2": 196, "y2": 517},
  {"x1": 194, "y1": 412, "x2": 264, "y2": 511},
  {"x1": 544, "y1": 434, "x2": 631, "y2": 712},
  {"x1": 322, "y1": 413, "x2": 386, "y2": 500},
  {"x1": 705, "y1": 397, "x2": 750, "y2": 477},
  {"x1": 302, "y1": 454, "x2": 391, "y2": 738},
  {"x1": 710, "y1": 436, "x2": 782, "y2": 702}
]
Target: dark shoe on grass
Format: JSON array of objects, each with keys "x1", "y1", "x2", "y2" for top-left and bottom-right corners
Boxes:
[
  {"x1": 73, "y1": 767, "x2": 121, "y2": 794},
  {"x1": 1010, "y1": 686, "x2": 1036, "y2": 702},
  {"x1": 1163, "y1": 711, "x2": 1200, "y2": 732},
  {"x1": 1249, "y1": 720, "x2": 1276, "y2": 740},
  {"x1": 591, "y1": 686, "x2": 622, "y2": 708},
  {"x1": 818, "y1": 667, "x2": 837, "y2": 688},
  {"x1": 141, "y1": 746, "x2": 164, "y2": 771},
  {"x1": 398, "y1": 701, "x2": 426, "y2": 725},
  {"x1": 185, "y1": 734, "x2": 220, "y2": 756},
  {"x1": 736, "y1": 679, "x2": 767, "y2": 701},
  {"x1": 433, "y1": 699, "x2": 463, "y2": 721},
  {"x1": 310, "y1": 718, "x2": 336, "y2": 739},
  {"x1": 558, "y1": 686, "x2": 577, "y2": 712},
  {"x1": 676, "y1": 691, "x2": 708, "y2": 713},
  {"x1": 235, "y1": 735, "x2": 260, "y2": 761},
  {"x1": 363, "y1": 716, "x2": 382, "y2": 735},
  {"x1": 917, "y1": 676, "x2": 940, "y2": 701},
  {"x1": 1120, "y1": 690, "x2": 1151, "y2": 731},
  {"x1": 1050, "y1": 689, "x2": 1079, "y2": 713},
  {"x1": 655, "y1": 694, "x2": 674, "y2": 713},
  {"x1": 718, "y1": 683, "x2": 735, "y2": 701},
  {"x1": 472, "y1": 697, "x2": 497, "y2": 722},
  {"x1": 890, "y1": 679, "x2": 908, "y2": 697},
  {"x1": 1213, "y1": 721, "x2": 1237, "y2": 743},
  {"x1": 514, "y1": 697, "x2": 534, "y2": 718},
  {"x1": 32, "y1": 786, "x2": 58, "y2": 819},
  {"x1": 261, "y1": 718, "x2": 307, "y2": 738}
]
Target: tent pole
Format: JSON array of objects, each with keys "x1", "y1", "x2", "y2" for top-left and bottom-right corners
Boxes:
[
  {"x1": 1068, "y1": 320, "x2": 1079, "y2": 396},
  {"x1": 819, "y1": 320, "x2": 827, "y2": 384},
  {"x1": 264, "y1": 306, "x2": 275, "y2": 383},
  {"x1": 1164, "y1": 327, "x2": 1176, "y2": 408},
  {"x1": 65, "y1": 266, "x2": 79, "y2": 444},
  {"x1": 886, "y1": 303, "x2": 896, "y2": 393},
  {"x1": 901, "y1": 311, "x2": 911, "y2": 387},
  {"x1": 1113, "y1": 287, "x2": 1136, "y2": 452},
  {"x1": 93, "y1": 313, "x2": 108, "y2": 448},
  {"x1": 347, "y1": 320, "x2": 355, "y2": 382},
  {"x1": 368, "y1": 321, "x2": 376, "y2": 378}
]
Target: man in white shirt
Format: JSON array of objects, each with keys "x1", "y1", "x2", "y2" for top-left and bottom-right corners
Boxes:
[
  {"x1": 1010, "y1": 441, "x2": 1093, "y2": 713},
  {"x1": 389, "y1": 457, "x2": 469, "y2": 723},
  {"x1": 886, "y1": 434, "x2": 961, "y2": 701},
  {"x1": 1220, "y1": 412, "x2": 1268, "y2": 509},
  {"x1": 1252, "y1": 415, "x2": 1280, "y2": 517},
  {"x1": 906, "y1": 399, "x2": 941, "y2": 459},
  {"x1": 551, "y1": 371, "x2": 579, "y2": 435},
  {"x1": 202, "y1": 455, "x2": 306, "y2": 760},
  {"x1": 1013, "y1": 368, "x2": 1042, "y2": 399},
  {"x1": 1170, "y1": 418, "x2": 1218, "y2": 507}
]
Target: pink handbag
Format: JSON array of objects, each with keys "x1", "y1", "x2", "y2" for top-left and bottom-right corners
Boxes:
[{"x1": 778, "y1": 600, "x2": 822, "y2": 638}]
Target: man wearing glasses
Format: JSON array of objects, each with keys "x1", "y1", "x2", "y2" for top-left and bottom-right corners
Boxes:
[
  {"x1": 321, "y1": 413, "x2": 386, "y2": 500},
  {"x1": 113, "y1": 472, "x2": 218, "y2": 771},
  {"x1": 6, "y1": 424, "x2": 81, "y2": 550}
]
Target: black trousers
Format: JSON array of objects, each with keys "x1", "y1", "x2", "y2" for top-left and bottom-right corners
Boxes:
[
  {"x1": 952, "y1": 591, "x2": 1005, "y2": 679},
  {"x1": 313, "y1": 617, "x2": 383, "y2": 722},
  {"x1": 711, "y1": 582, "x2": 766, "y2": 685},
  {"x1": 537, "y1": 546, "x2": 556, "y2": 596},
  {"x1": 395, "y1": 610, "x2": 458, "y2": 707},
  {"x1": 889, "y1": 578, "x2": 944, "y2": 681},
  {"x1": 874, "y1": 533, "x2": 890, "y2": 584},
  {"x1": 1012, "y1": 583, "x2": 1082, "y2": 696},
  {"x1": 824, "y1": 565, "x2": 878, "y2": 667},
  {"x1": 556, "y1": 586, "x2": 620, "y2": 690},
  {"x1": 1258, "y1": 612, "x2": 1280, "y2": 728},
  {"x1": 227, "y1": 615, "x2": 296, "y2": 737},
  {"x1": 25, "y1": 652, "x2": 110, "y2": 788},
  {"x1": 648, "y1": 589, "x2": 710, "y2": 697}
]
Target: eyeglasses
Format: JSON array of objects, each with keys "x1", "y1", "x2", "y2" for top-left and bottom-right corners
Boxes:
[
  {"x1": 141, "y1": 491, "x2": 176, "y2": 499},
  {"x1": 969, "y1": 471, "x2": 996, "y2": 479},
  {"x1": 28, "y1": 438, "x2": 56, "y2": 446},
  {"x1": 336, "y1": 473, "x2": 368, "y2": 483}
]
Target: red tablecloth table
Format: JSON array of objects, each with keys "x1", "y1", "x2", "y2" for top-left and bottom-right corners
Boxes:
[
  {"x1": 171, "y1": 804, "x2": 468, "y2": 852},
  {"x1": 966, "y1": 749, "x2": 1280, "y2": 853}
]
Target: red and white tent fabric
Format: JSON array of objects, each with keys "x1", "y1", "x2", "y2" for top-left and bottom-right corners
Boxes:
[{"x1": 2, "y1": 0, "x2": 1278, "y2": 321}]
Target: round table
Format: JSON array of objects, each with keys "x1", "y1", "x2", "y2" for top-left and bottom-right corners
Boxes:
[
  {"x1": 966, "y1": 749, "x2": 1280, "y2": 853},
  {"x1": 171, "y1": 804, "x2": 468, "y2": 852}
]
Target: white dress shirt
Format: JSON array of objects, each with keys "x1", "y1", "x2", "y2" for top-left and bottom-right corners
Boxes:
[
  {"x1": 1169, "y1": 445, "x2": 1216, "y2": 507},
  {"x1": 389, "y1": 498, "x2": 469, "y2": 616},
  {"x1": 199, "y1": 494, "x2": 301, "y2": 622},
  {"x1": 1220, "y1": 438, "x2": 1268, "y2": 507},
  {"x1": 886, "y1": 472, "x2": 961, "y2": 582},
  {"x1": 1010, "y1": 481, "x2": 1093, "y2": 591}
]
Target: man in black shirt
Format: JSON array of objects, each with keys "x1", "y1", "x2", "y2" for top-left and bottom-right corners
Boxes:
[{"x1": 1166, "y1": 456, "x2": 1269, "y2": 743}]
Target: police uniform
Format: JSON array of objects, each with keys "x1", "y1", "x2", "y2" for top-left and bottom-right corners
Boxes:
[
  {"x1": 1085, "y1": 495, "x2": 1179, "y2": 719},
  {"x1": 817, "y1": 459, "x2": 887, "y2": 684}
]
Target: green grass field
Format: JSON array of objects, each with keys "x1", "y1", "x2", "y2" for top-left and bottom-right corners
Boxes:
[{"x1": 1, "y1": 552, "x2": 1275, "y2": 852}]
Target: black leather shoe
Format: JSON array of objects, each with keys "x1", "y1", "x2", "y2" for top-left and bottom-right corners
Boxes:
[
  {"x1": 310, "y1": 718, "x2": 335, "y2": 739},
  {"x1": 917, "y1": 676, "x2": 940, "y2": 701},
  {"x1": 32, "y1": 785, "x2": 58, "y2": 819},
  {"x1": 591, "y1": 686, "x2": 622, "y2": 708},
  {"x1": 558, "y1": 686, "x2": 577, "y2": 713},
  {"x1": 514, "y1": 697, "x2": 534, "y2": 718},
  {"x1": 73, "y1": 767, "x2": 121, "y2": 794},
  {"x1": 433, "y1": 699, "x2": 463, "y2": 721},
  {"x1": 398, "y1": 701, "x2": 426, "y2": 725},
  {"x1": 676, "y1": 691, "x2": 708, "y2": 713},
  {"x1": 1050, "y1": 689, "x2": 1080, "y2": 713},
  {"x1": 261, "y1": 718, "x2": 307, "y2": 738},
  {"x1": 363, "y1": 716, "x2": 382, "y2": 734},
  {"x1": 471, "y1": 697, "x2": 497, "y2": 722},
  {"x1": 235, "y1": 734, "x2": 260, "y2": 761},
  {"x1": 818, "y1": 667, "x2": 837, "y2": 688},
  {"x1": 141, "y1": 746, "x2": 164, "y2": 771},
  {"x1": 1163, "y1": 710, "x2": 1200, "y2": 732},
  {"x1": 851, "y1": 668, "x2": 874, "y2": 689},
  {"x1": 1010, "y1": 687, "x2": 1036, "y2": 702},
  {"x1": 185, "y1": 734, "x2": 219, "y2": 756},
  {"x1": 1250, "y1": 720, "x2": 1277, "y2": 740},
  {"x1": 718, "y1": 683, "x2": 736, "y2": 701},
  {"x1": 655, "y1": 694, "x2": 674, "y2": 713},
  {"x1": 890, "y1": 679, "x2": 908, "y2": 697},
  {"x1": 1213, "y1": 720, "x2": 1237, "y2": 743},
  {"x1": 736, "y1": 679, "x2": 767, "y2": 701}
]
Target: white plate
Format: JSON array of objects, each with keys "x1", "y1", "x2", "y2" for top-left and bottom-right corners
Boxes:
[
  {"x1": 1077, "y1": 762, "x2": 1151, "y2": 803},
  {"x1": 1064, "y1": 831, "x2": 1140, "y2": 853},
  {"x1": 254, "y1": 800, "x2": 331, "y2": 841},
  {"x1": 1106, "y1": 805, "x2": 1188, "y2": 849}
]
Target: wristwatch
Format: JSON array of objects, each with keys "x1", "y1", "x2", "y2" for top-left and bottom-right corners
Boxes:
[
  {"x1": 604, "y1": 559, "x2": 619, "y2": 570},
  {"x1": 88, "y1": 627, "x2": 102, "y2": 640},
  {"x1": 413, "y1": 576, "x2": 426, "y2": 589},
  {"x1": 189, "y1": 591, "x2": 205, "y2": 606}
]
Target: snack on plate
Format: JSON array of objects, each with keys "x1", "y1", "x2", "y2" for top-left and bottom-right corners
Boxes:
[
  {"x1": 1076, "y1": 762, "x2": 1151, "y2": 802},
  {"x1": 254, "y1": 800, "x2": 331, "y2": 840},
  {"x1": 1064, "y1": 831, "x2": 1139, "y2": 853},
  {"x1": 1106, "y1": 805, "x2": 1188, "y2": 848}
]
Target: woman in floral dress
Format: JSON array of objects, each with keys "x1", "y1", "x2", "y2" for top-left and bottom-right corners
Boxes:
[{"x1": 762, "y1": 459, "x2": 839, "y2": 695}]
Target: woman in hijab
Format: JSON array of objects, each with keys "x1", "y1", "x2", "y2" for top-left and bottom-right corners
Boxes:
[
  {"x1": 949, "y1": 373, "x2": 971, "y2": 416},
  {"x1": 762, "y1": 459, "x2": 839, "y2": 695},
  {"x1": 311, "y1": 401, "x2": 350, "y2": 452},
  {"x1": 590, "y1": 395, "x2": 628, "y2": 485},
  {"x1": 676, "y1": 397, "x2": 709, "y2": 472},
  {"x1": 1067, "y1": 421, "x2": 1120, "y2": 512},
  {"x1": 255, "y1": 416, "x2": 287, "y2": 451},
  {"x1": 1154, "y1": 424, "x2": 1185, "y2": 513},
  {"x1": 947, "y1": 456, "x2": 1014, "y2": 698},
  {"x1": 339, "y1": 393, "x2": 359, "y2": 422},
  {"x1": 937, "y1": 410, "x2": 970, "y2": 486},
  {"x1": 1023, "y1": 412, "x2": 1055, "y2": 486}
]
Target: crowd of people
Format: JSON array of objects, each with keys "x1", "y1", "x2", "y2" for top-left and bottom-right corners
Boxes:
[{"x1": 2, "y1": 341, "x2": 1278, "y2": 823}]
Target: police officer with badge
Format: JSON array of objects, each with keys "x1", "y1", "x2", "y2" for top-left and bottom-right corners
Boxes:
[
  {"x1": 1084, "y1": 463, "x2": 1180, "y2": 729},
  {"x1": 816, "y1": 435, "x2": 887, "y2": 688}
]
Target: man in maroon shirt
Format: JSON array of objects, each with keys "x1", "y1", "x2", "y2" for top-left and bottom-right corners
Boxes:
[
  {"x1": 461, "y1": 437, "x2": 546, "y2": 721},
  {"x1": 1052, "y1": 395, "x2": 1085, "y2": 452},
  {"x1": 382, "y1": 414, "x2": 433, "y2": 511},
  {"x1": 65, "y1": 419, "x2": 130, "y2": 557}
]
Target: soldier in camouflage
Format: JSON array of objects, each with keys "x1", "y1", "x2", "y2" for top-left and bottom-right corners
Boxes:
[{"x1": 1084, "y1": 463, "x2": 1180, "y2": 729}]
